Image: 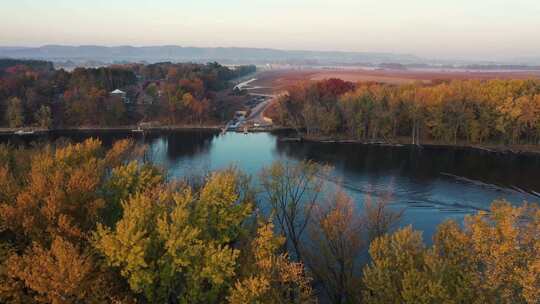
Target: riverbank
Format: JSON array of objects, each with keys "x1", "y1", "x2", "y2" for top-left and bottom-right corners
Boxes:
[
  {"x1": 4, "y1": 126, "x2": 539, "y2": 156},
  {"x1": 0, "y1": 125, "x2": 224, "y2": 135},
  {"x1": 0, "y1": 124, "x2": 298, "y2": 136},
  {"x1": 278, "y1": 134, "x2": 540, "y2": 156}
]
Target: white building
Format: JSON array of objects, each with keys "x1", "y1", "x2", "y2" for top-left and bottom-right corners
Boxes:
[{"x1": 110, "y1": 89, "x2": 129, "y2": 103}]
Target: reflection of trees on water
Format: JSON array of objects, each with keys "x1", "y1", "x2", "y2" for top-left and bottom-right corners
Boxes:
[
  {"x1": 4, "y1": 130, "x2": 540, "y2": 195},
  {"x1": 144, "y1": 130, "x2": 218, "y2": 161},
  {"x1": 0, "y1": 131, "x2": 139, "y2": 148},
  {"x1": 275, "y1": 141, "x2": 435, "y2": 180},
  {"x1": 275, "y1": 141, "x2": 436, "y2": 206},
  {"x1": 0, "y1": 130, "x2": 219, "y2": 164},
  {"x1": 275, "y1": 141, "x2": 540, "y2": 194}
]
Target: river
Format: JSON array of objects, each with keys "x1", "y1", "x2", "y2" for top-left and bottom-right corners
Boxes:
[{"x1": 2, "y1": 129, "x2": 540, "y2": 241}]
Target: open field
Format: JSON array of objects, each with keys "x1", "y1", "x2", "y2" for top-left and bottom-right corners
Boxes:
[{"x1": 251, "y1": 68, "x2": 540, "y2": 91}]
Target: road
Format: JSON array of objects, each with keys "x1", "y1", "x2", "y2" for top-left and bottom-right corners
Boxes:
[
  {"x1": 244, "y1": 91, "x2": 288, "y2": 127},
  {"x1": 245, "y1": 97, "x2": 273, "y2": 126},
  {"x1": 234, "y1": 78, "x2": 257, "y2": 90},
  {"x1": 233, "y1": 74, "x2": 287, "y2": 129}
]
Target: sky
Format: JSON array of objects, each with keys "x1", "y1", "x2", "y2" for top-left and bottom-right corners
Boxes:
[{"x1": 1, "y1": 0, "x2": 539, "y2": 60}]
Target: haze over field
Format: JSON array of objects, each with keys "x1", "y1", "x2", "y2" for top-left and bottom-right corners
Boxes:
[{"x1": 1, "y1": 0, "x2": 540, "y2": 64}]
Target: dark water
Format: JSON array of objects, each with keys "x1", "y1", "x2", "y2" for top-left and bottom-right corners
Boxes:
[{"x1": 2, "y1": 129, "x2": 540, "y2": 241}]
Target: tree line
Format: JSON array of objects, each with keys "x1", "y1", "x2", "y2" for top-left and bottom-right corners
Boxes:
[
  {"x1": 0, "y1": 59, "x2": 256, "y2": 129},
  {"x1": 0, "y1": 138, "x2": 538, "y2": 303},
  {"x1": 268, "y1": 78, "x2": 540, "y2": 145}
]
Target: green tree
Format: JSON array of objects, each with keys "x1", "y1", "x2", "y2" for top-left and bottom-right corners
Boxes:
[
  {"x1": 101, "y1": 160, "x2": 163, "y2": 226},
  {"x1": 5, "y1": 97, "x2": 24, "y2": 128},
  {"x1": 34, "y1": 105, "x2": 52, "y2": 128}
]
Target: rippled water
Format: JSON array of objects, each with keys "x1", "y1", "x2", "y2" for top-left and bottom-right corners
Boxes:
[{"x1": 3, "y1": 129, "x2": 540, "y2": 241}]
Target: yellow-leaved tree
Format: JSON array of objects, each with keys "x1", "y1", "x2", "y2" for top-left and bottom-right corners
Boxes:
[
  {"x1": 228, "y1": 221, "x2": 316, "y2": 304},
  {"x1": 0, "y1": 139, "x2": 141, "y2": 303},
  {"x1": 94, "y1": 169, "x2": 254, "y2": 303},
  {"x1": 362, "y1": 200, "x2": 540, "y2": 304}
]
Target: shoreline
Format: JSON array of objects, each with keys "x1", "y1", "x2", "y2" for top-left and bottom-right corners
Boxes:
[
  {"x1": 0, "y1": 125, "x2": 224, "y2": 135},
  {"x1": 278, "y1": 135, "x2": 540, "y2": 156},
  {"x1": 0, "y1": 124, "x2": 294, "y2": 135},
  {"x1": 2, "y1": 126, "x2": 540, "y2": 156}
]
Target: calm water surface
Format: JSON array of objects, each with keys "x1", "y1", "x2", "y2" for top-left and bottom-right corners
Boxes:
[{"x1": 3, "y1": 130, "x2": 540, "y2": 241}]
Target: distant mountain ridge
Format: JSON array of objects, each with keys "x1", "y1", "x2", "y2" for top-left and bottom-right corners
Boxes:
[{"x1": 0, "y1": 45, "x2": 421, "y2": 65}]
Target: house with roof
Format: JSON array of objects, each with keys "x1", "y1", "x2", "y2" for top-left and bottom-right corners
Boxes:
[{"x1": 110, "y1": 89, "x2": 130, "y2": 103}]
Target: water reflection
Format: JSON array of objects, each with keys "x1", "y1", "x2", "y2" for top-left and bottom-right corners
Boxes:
[
  {"x1": 143, "y1": 130, "x2": 217, "y2": 161},
  {"x1": 275, "y1": 140, "x2": 540, "y2": 194},
  {"x1": 273, "y1": 139, "x2": 540, "y2": 240},
  {"x1": 2, "y1": 130, "x2": 540, "y2": 241}
]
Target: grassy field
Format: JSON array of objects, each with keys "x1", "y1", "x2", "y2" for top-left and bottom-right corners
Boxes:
[{"x1": 251, "y1": 68, "x2": 540, "y2": 91}]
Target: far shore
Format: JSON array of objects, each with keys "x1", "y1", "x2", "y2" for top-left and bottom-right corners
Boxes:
[
  {"x1": 0, "y1": 124, "x2": 295, "y2": 135},
  {"x1": 0, "y1": 125, "x2": 224, "y2": 135}
]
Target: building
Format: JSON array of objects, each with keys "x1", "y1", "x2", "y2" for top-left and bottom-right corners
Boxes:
[{"x1": 110, "y1": 89, "x2": 129, "y2": 103}]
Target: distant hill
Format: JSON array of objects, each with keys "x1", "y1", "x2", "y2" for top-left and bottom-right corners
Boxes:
[
  {"x1": 0, "y1": 58, "x2": 54, "y2": 72},
  {"x1": 0, "y1": 45, "x2": 421, "y2": 65}
]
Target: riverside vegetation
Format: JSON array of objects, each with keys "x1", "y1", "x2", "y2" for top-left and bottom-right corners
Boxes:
[
  {"x1": 0, "y1": 138, "x2": 538, "y2": 303},
  {"x1": 268, "y1": 78, "x2": 540, "y2": 146},
  {"x1": 0, "y1": 59, "x2": 256, "y2": 129}
]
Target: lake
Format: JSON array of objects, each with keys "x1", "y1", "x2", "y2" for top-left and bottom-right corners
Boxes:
[{"x1": 3, "y1": 129, "x2": 540, "y2": 241}]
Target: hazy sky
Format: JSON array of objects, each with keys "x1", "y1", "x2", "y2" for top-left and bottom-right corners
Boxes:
[{"x1": 1, "y1": 0, "x2": 539, "y2": 60}]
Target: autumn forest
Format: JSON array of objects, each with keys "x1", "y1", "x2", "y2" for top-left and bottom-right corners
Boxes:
[
  {"x1": 0, "y1": 139, "x2": 538, "y2": 303},
  {"x1": 1, "y1": 58, "x2": 540, "y2": 304},
  {"x1": 1, "y1": 54, "x2": 540, "y2": 304},
  {"x1": 269, "y1": 78, "x2": 540, "y2": 146},
  {"x1": 0, "y1": 59, "x2": 255, "y2": 129},
  {"x1": 4, "y1": 0, "x2": 540, "y2": 302}
]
